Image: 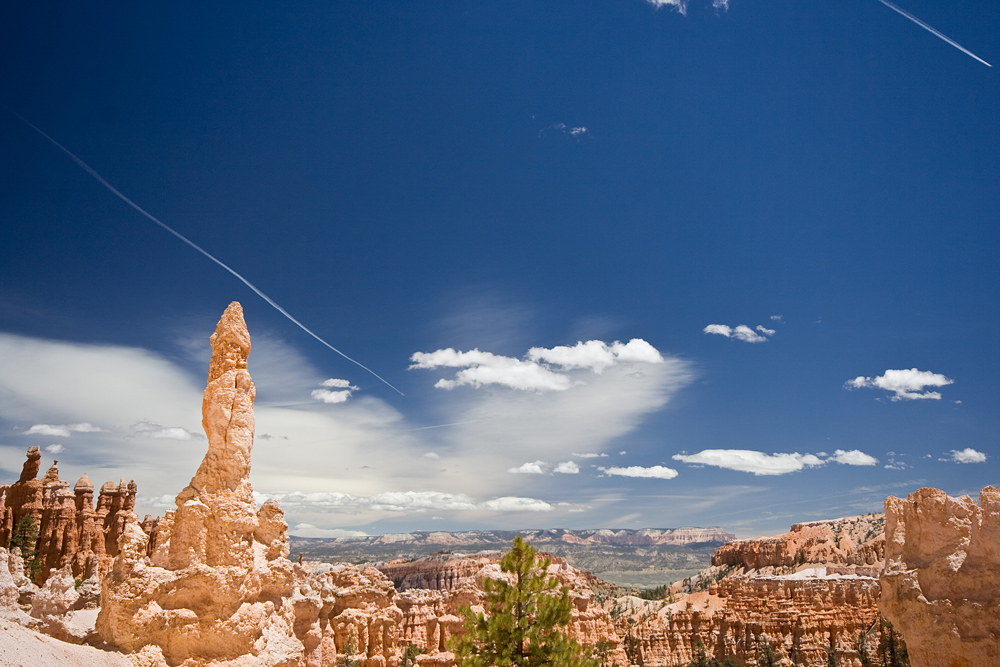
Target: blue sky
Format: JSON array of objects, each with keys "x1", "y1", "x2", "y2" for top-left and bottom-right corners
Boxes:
[{"x1": 1, "y1": 0, "x2": 996, "y2": 538}]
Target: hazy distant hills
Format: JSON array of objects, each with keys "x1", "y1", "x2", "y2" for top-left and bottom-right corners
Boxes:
[{"x1": 290, "y1": 527, "x2": 735, "y2": 589}]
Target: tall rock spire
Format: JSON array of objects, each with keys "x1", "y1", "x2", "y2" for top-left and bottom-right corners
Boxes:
[{"x1": 97, "y1": 302, "x2": 301, "y2": 665}]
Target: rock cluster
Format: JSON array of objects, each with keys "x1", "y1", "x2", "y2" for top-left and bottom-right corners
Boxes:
[
  {"x1": 879, "y1": 486, "x2": 1000, "y2": 667},
  {"x1": 379, "y1": 552, "x2": 627, "y2": 667},
  {"x1": 617, "y1": 514, "x2": 886, "y2": 667},
  {"x1": 0, "y1": 447, "x2": 141, "y2": 585}
]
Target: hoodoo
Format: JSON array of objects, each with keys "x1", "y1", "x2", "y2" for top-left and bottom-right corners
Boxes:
[{"x1": 96, "y1": 302, "x2": 306, "y2": 666}]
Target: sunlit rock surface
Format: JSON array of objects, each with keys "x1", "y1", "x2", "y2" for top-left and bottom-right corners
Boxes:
[
  {"x1": 97, "y1": 303, "x2": 315, "y2": 666},
  {"x1": 880, "y1": 486, "x2": 1000, "y2": 667},
  {"x1": 617, "y1": 514, "x2": 886, "y2": 667},
  {"x1": 0, "y1": 447, "x2": 140, "y2": 586}
]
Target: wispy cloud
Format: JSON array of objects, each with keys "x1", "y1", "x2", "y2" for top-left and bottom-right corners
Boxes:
[
  {"x1": 410, "y1": 338, "x2": 664, "y2": 392},
  {"x1": 288, "y1": 524, "x2": 369, "y2": 539},
  {"x1": 25, "y1": 422, "x2": 102, "y2": 437},
  {"x1": 944, "y1": 448, "x2": 987, "y2": 464},
  {"x1": 572, "y1": 452, "x2": 608, "y2": 458},
  {"x1": 644, "y1": 0, "x2": 730, "y2": 16},
  {"x1": 600, "y1": 465, "x2": 679, "y2": 479},
  {"x1": 255, "y1": 490, "x2": 552, "y2": 513},
  {"x1": 540, "y1": 123, "x2": 589, "y2": 139},
  {"x1": 673, "y1": 449, "x2": 824, "y2": 475},
  {"x1": 45, "y1": 443, "x2": 64, "y2": 454},
  {"x1": 845, "y1": 368, "x2": 953, "y2": 401},
  {"x1": 703, "y1": 324, "x2": 775, "y2": 343},
  {"x1": 130, "y1": 420, "x2": 201, "y2": 441}
]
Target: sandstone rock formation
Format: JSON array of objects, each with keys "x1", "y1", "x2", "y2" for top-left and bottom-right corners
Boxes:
[
  {"x1": 712, "y1": 514, "x2": 885, "y2": 572},
  {"x1": 97, "y1": 302, "x2": 316, "y2": 666},
  {"x1": 375, "y1": 552, "x2": 628, "y2": 667},
  {"x1": 880, "y1": 486, "x2": 1000, "y2": 667},
  {"x1": 0, "y1": 447, "x2": 141, "y2": 585},
  {"x1": 616, "y1": 514, "x2": 886, "y2": 667}
]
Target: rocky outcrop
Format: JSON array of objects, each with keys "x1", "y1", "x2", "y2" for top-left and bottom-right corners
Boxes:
[
  {"x1": 615, "y1": 514, "x2": 887, "y2": 667},
  {"x1": 0, "y1": 448, "x2": 141, "y2": 585},
  {"x1": 880, "y1": 486, "x2": 1000, "y2": 667},
  {"x1": 712, "y1": 514, "x2": 885, "y2": 571}
]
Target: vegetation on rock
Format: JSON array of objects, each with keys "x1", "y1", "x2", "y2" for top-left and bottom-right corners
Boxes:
[{"x1": 453, "y1": 536, "x2": 597, "y2": 667}]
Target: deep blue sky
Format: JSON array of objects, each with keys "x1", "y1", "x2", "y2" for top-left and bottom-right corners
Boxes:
[{"x1": 1, "y1": 0, "x2": 996, "y2": 538}]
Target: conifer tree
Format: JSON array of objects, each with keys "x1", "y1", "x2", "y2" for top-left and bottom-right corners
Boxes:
[{"x1": 452, "y1": 536, "x2": 597, "y2": 667}]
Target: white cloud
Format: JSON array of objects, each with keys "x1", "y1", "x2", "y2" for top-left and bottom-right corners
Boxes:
[
  {"x1": 410, "y1": 348, "x2": 572, "y2": 392},
  {"x1": 672, "y1": 449, "x2": 825, "y2": 475},
  {"x1": 311, "y1": 389, "x2": 353, "y2": 404},
  {"x1": 423, "y1": 452, "x2": 441, "y2": 460},
  {"x1": 600, "y1": 465, "x2": 679, "y2": 479},
  {"x1": 770, "y1": 315, "x2": 783, "y2": 322},
  {"x1": 256, "y1": 490, "x2": 552, "y2": 513},
  {"x1": 311, "y1": 378, "x2": 359, "y2": 404},
  {"x1": 554, "y1": 461, "x2": 580, "y2": 474},
  {"x1": 508, "y1": 460, "x2": 547, "y2": 474},
  {"x1": 646, "y1": 0, "x2": 688, "y2": 15},
  {"x1": 288, "y1": 523, "x2": 368, "y2": 539},
  {"x1": 947, "y1": 448, "x2": 987, "y2": 464},
  {"x1": 527, "y1": 339, "x2": 662, "y2": 374},
  {"x1": 572, "y1": 452, "x2": 608, "y2": 458},
  {"x1": 702, "y1": 324, "x2": 774, "y2": 343},
  {"x1": 411, "y1": 338, "x2": 664, "y2": 392},
  {"x1": 25, "y1": 422, "x2": 102, "y2": 437},
  {"x1": 320, "y1": 378, "x2": 356, "y2": 389},
  {"x1": 130, "y1": 420, "x2": 199, "y2": 441},
  {"x1": 827, "y1": 449, "x2": 878, "y2": 466},
  {"x1": 845, "y1": 368, "x2": 954, "y2": 401},
  {"x1": 45, "y1": 443, "x2": 64, "y2": 454},
  {"x1": 480, "y1": 497, "x2": 553, "y2": 512}
]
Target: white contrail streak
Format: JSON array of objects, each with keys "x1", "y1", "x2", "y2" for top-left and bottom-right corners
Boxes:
[
  {"x1": 875, "y1": 0, "x2": 992, "y2": 67},
  {"x1": 6, "y1": 108, "x2": 405, "y2": 396}
]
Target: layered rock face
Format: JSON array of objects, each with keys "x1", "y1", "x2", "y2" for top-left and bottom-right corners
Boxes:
[
  {"x1": 880, "y1": 486, "x2": 1000, "y2": 667},
  {"x1": 712, "y1": 514, "x2": 885, "y2": 572},
  {"x1": 0, "y1": 447, "x2": 141, "y2": 584},
  {"x1": 617, "y1": 514, "x2": 886, "y2": 667}
]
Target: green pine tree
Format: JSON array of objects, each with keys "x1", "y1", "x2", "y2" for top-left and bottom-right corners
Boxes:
[
  {"x1": 9, "y1": 514, "x2": 41, "y2": 578},
  {"x1": 452, "y1": 536, "x2": 598, "y2": 667}
]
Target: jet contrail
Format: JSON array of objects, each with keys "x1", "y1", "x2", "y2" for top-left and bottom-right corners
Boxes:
[
  {"x1": 875, "y1": 0, "x2": 992, "y2": 67},
  {"x1": 5, "y1": 108, "x2": 405, "y2": 396}
]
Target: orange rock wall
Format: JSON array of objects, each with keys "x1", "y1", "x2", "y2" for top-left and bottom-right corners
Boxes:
[{"x1": 880, "y1": 486, "x2": 1000, "y2": 667}]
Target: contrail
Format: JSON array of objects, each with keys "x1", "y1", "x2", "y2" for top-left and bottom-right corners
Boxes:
[
  {"x1": 5, "y1": 108, "x2": 405, "y2": 396},
  {"x1": 875, "y1": 0, "x2": 992, "y2": 67}
]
